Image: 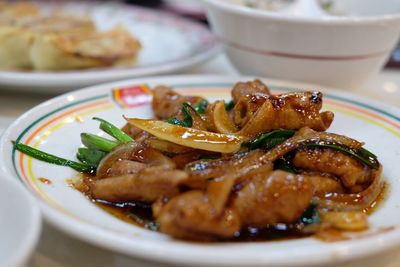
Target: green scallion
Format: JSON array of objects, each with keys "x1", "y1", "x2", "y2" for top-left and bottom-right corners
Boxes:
[
  {"x1": 13, "y1": 142, "x2": 94, "y2": 173},
  {"x1": 80, "y1": 133, "x2": 118, "y2": 152},
  {"x1": 93, "y1": 117, "x2": 133, "y2": 143}
]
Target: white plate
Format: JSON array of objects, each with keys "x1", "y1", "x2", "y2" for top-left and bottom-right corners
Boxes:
[
  {"x1": 0, "y1": 175, "x2": 41, "y2": 267},
  {"x1": 0, "y1": 2, "x2": 218, "y2": 93},
  {"x1": 1, "y1": 75, "x2": 400, "y2": 267}
]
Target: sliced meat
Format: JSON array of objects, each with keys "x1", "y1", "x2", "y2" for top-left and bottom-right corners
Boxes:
[
  {"x1": 232, "y1": 170, "x2": 313, "y2": 227},
  {"x1": 96, "y1": 143, "x2": 139, "y2": 179},
  {"x1": 185, "y1": 150, "x2": 264, "y2": 181},
  {"x1": 152, "y1": 86, "x2": 182, "y2": 119},
  {"x1": 220, "y1": 80, "x2": 271, "y2": 129},
  {"x1": 237, "y1": 91, "x2": 334, "y2": 138},
  {"x1": 107, "y1": 160, "x2": 146, "y2": 177},
  {"x1": 171, "y1": 151, "x2": 205, "y2": 170},
  {"x1": 152, "y1": 85, "x2": 205, "y2": 120},
  {"x1": 293, "y1": 148, "x2": 372, "y2": 188},
  {"x1": 121, "y1": 123, "x2": 144, "y2": 139},
  {"x1": 91, "y1": 166, "x2": 188, "y2": 202},
  {"x1": 232, "y1": 95, "x2": 267, "y2": 128},
  {"x1": 124, "y1": 145, "x2": 175, "y2": 168},
  {"x1": 303, "y1": 173, "x2": 344, "y2": 195},
  {"x1": 156, "y1": 191, "x2": 241, "y2": 240},
  {"x1": 231, "y1": 80, "x2": 271, "y2": 128},
  {"x1": 231, "y1": 79, "x2": 271, "y2": 103},
  {"x1": 97, "y1": 143, "x2": 175, "y2": 179}
]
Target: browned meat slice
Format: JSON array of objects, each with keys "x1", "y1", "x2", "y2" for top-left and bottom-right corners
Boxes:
[
  {"x1": 232, "y1": 95, "x2": 268, "y2": 128},
  {"x1": 231, "y1": 80, "x2": 271, "y2": 128},
  {"x1": 293, "y1": 148, "x2": 372, "y2": 189},
  {"x1": 232, "y1": 170, "x2": 313, "y2": 227},
  {"x1": 156, "y1": 191, "x2": 241, "y2": 240},
  {"x1": 231, "y1": 79, "x2": 271, "y2": 103},
  {"x1": 97, "y1": 143, "x2": 175, "y2": 179},
  {"x1": 152, "y1": 86, "x2": 182, "y2": 119},
  {"x1": 107, "y1": 160, "x2": 146, "y2": 177},
  {"x1": 152, "y1": 85, "x2": 206, "y2": 120},
  {"x1": 171, "y1": 151, "x2": 207, "y2": 170},
  {"x1": 91, "y1": 166, "x2": 188, "y2": 202},
  {"x1": 121, "y1": 123, "x2": 144, "y2": 139},
  {"x1": 237, "y1": 91, "x2": 334, "y2": 138},
  {"x1": 303, "y1": 174, "x2": 344, "y2": 195},
  {"x1": 185, "y1": 150, "x2": 265, "y2": 181},
  {"x1": 157, "y1": 169, "x2": 312, "y2": 240}
]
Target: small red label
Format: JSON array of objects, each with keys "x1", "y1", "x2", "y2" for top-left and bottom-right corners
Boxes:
[{"x1": 112, "y1": 84, "x2": 152, "y2": 109}]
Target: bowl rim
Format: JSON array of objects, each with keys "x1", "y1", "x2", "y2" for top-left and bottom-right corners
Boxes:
[
  {"x1": 1, "y1": 177, "x2": 41, "y2": 267},
  {"x1": 202, "y1": 0, "x2": 400, "y2": 25}
]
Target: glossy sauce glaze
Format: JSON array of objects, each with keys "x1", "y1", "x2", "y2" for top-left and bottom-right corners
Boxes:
[
  {"x1": 95, "y1": 199, "x2": 311, "y2": 242},
  {"x1": 76, "y1": 173, "x2": 388, "y2": 242},
  {"x1": 38, "y1": 177, "x2": 52, "y2": 185}
]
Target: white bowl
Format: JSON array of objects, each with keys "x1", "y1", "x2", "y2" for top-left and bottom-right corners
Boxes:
[
  {"x1": 202, "y1": 0, "x2": 400, "y2": 88},
  {"x1": 0, "y1": 176, "x2": 41, "y2": 267}
]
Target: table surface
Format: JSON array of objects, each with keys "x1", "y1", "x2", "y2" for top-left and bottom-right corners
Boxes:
[{"x1": 1, "y1": 54, "x2": 400, "y2": 267}]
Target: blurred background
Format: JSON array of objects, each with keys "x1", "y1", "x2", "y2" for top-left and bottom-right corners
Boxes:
[{"x1": 126, "y1": 0, "x2": 400, "y2": 68}]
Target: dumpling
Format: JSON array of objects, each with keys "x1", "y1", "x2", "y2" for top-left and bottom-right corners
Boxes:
[
  {"x1": 28, "y1": 15, "x2": 96, "y2": 35},
  {"x1": 0, "y1": 25, "x2": 34, "y2": 69},
  {"x1": 0, "y1": 2, "x2": 141, "y2": 71},
  {"x1": 29, "y1": 25, "x2": 141, "y2": 70},
  {"x1": 0, "y1": 2, "x2": 39, "y2": 69}
]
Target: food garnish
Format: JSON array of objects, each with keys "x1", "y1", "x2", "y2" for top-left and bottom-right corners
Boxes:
[{"x1": 13, "y1": 141, "x2": 94, "y2": 173}]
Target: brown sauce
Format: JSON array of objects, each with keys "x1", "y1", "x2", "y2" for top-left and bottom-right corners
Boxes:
[
  {"x1": 38, "y1": 177, "x2": 52, "y2": 185},
  {"x1": 75, "y1": 173, "x2": 388, "y2": 242},
  {"x1": 363, "y1": 181, "x2": 388, "y2": 215},
  {"x1": 95, "y1": 199, "x2": 312, "y2": 242},
  {"x1": 96, "y1": 200, "x2": 159, "y2": 231}
]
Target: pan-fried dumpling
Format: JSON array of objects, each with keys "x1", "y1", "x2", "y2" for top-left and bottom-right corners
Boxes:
[
  {"x1": 0, "y1": 14, "x2": 95, "y2": 70},
  {"x1": 28, "y1": 15, "x2": 96, "y2": 35},
  {"x1": 0, "y1": 25, "x2": 34, "y2": 69},
  {"x1": 0, "y1": 2, "x2": 39, "y2": 69},
  {"x1": 0, "y1": 2, "x2": 141, "y2": 71},
  {"x1": 30, "y1": 26, "x2": 141, "y2": 70}
]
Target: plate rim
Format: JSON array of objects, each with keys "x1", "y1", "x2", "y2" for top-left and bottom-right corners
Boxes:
[{"x1": 1, "y1": 74, "x2": 400, "y2": 267}]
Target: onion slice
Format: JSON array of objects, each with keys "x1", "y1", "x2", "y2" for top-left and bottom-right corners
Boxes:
[
  {"x1": 213, "y1": 100, "x2": 238, "y2": 134},
  {"x1": 145, "y1": 138, "x2": 194, "y2": 154},
  {"x1": 260, "y1": 129, "x2": 364, "y2": 163},
  {"x1": 125, "y1": 117, "x2": 244, "y2": 153},
  {"x1": 316, "y1": 167, "x2": 383, "y2": 211},
  {"x1": 96, "y1": 142, "x2": 138, "y2": 179}
]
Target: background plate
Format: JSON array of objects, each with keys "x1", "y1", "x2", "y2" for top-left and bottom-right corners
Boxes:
[{"x1": 0, "y1": 2, "x2": 218, "y2": 93}]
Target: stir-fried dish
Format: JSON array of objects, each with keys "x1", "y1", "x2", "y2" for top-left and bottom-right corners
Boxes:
[{"x1": 14, "y1": 80, "x2": 384, "y2": 241}]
